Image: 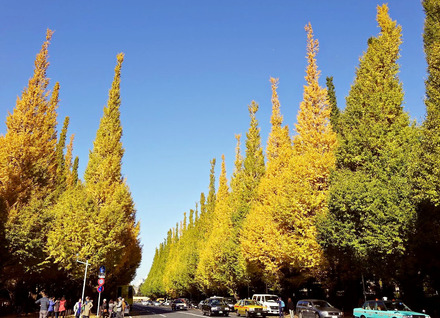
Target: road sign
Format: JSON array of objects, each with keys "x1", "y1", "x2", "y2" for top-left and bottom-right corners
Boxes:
[
  {"x1": 98, "y1": 266, "x2": 106, "y2": 278},
  {"x1": 98, "y1": 278, "x2": 105, "y2": 286},
  {"x1": 97, "y1": 285, "x2": 104, "y2": 293}
]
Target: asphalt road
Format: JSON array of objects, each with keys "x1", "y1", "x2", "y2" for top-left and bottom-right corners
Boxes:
[{"x1": 129, "y1": 304, "x2": 210, "y2": 318}]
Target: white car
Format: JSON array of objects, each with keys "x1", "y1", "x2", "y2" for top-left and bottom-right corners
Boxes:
[{"x1": 252, "y1": 294, "x2": 280, "y2": 315}]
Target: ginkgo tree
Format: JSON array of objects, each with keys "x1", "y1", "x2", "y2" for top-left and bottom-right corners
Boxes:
[{"x1": 318, "y1": 4, "x2": 417, "y2": 289}]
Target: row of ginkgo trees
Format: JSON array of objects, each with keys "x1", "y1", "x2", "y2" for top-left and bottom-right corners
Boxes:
[
  {"x1": 141, "y1": 3, "x2": 440, "y2": 308},
  {"x1": 0, "y1": 30, "x2": 141, "y2": 307}
]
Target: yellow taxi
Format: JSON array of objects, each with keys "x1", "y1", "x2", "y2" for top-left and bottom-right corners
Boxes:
[{"x1": 236, "y1": 299, "x2": 265, "y2": 318}]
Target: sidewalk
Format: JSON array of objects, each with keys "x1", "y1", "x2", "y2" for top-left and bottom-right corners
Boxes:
[{"x1": 1, "y1": 314, "x2": 97, "y2": 318}]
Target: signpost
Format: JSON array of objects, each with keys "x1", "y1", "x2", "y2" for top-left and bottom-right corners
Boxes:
[
  {"x1": 97, "y1": 266, "x2": 106, "y2": 316},
  {"x1": 76, "y1": 257, "x2": 90, "y2": 312}
]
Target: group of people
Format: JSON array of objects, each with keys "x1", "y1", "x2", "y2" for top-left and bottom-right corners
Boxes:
[
  {"x1": 36, "y1": 292, "x2": 126, "y2": 318},
  {"x1": 34, "y1": 292, "x2": 68, "y2": 318},
  {"x1": 97, "y1": 297, "x2": 127, "y2": 318},
  {"x1": 73, "y1": 296, "x2": 94, "y2": 318},
  {"x1": 278, "y1": 297, "x2": 296, "y2": 318}
]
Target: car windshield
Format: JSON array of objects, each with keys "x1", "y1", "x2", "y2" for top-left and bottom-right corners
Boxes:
[
  {"x1": 245, "y1": 301, "x2": 258, "y2": 306},
  {"x1": 384, "y1": 301, "x2": 411, "y2": 311},
  {"x1": 211, "y1": 299, "x2": 225, "y2": 306},
  {"x1": 175, "y1": 300, "x2": 183, "y2": 303},
  {"x1": 312, "y1": 301, "x2": 331, "y2": 308},
  {"x1": 266, "y1": 296, "x2": 278, "y2": 302}
]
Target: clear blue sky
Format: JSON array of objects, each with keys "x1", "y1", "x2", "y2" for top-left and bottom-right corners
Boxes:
[{"x1": 0, "y1": 1, "x2": 427, "y2": 286}]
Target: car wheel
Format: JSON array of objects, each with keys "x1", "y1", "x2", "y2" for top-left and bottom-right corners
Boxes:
[
  {"x1": 246, "y1": 311, "x2": 250, "y2": 318},
  {"x1": 237, "y1": 311, "x2": 240, "y2": 317},
  {"x1": 209, "y1": 310, "x2": 213, "y2": 316},
  {"x1": 225, "y1": 314, "x2": 229, "y2": 317}
]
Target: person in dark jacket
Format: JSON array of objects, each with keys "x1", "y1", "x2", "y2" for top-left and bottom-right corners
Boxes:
[
  {"x1": 286, "y1": 298, "x2": 295, "y2": 318},
  {"x1": 35, "y1": 292, "x2": 50, "y2": 318}
]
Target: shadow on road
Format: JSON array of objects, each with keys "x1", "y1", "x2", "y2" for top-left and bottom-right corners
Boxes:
[{"x1": 129, "y1": 305, "x2": 207, "y2": 317}]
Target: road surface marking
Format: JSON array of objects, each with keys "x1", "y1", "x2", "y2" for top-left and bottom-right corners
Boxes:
[{"x1": 182, "y1": 312, "x2": 206, "y2": 317}]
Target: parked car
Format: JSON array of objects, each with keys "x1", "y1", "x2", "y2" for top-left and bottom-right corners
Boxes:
[
  {"x1": 236, "y1": 299, "x2": 265, "y2": 318},
  {"x1": 224, "y1": 298, "x2": 236, "y2": 312},
  {"x1": 252, "y1": 294, "x2": 279, "y2": 315},
  {"x1": 171, "y1": 299, "x2": 188, "y2": 311},
  {"x1": 190, "y1": 301, "x2": 199, "y2": 309},
  {"x1": 202, "y1": 297, "x2": 231, "y2": 316},
  {"x1": 353, "y1": 299, "x2": 430, "y2": 318},
  {"x1": 296, "y1": 300, "x2": 342, "y2": 318},
  {"x1": 199, "y1": 300, "x2": 206, "y2": 309}
]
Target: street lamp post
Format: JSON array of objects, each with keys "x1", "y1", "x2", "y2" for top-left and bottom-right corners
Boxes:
[{"x1": 76, "y1": 256, "x2": 90, "y2": 308}]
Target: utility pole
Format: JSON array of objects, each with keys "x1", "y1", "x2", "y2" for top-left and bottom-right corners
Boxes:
[{"x1": 76, "y1": 255, "x2": 90, "y2": 308}]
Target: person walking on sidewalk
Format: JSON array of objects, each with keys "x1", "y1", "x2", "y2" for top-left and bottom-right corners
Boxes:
[
  {"x1": 35, "y1": 291, "x2": 50, "y2": 318},
  {"x1": 115, "y1": 297, "x2": 123, "y2": 318},
  {"x1": 83, "y1": 297, "x2": 93, "y2": 318},
  {"x1": 54, "y1": 298, "x2": 60, "y2": 318},
  {"x1": 59, "y1": 296, "x2": 67, "y2": 318},
  {"x1": 73, "y1": 298, "x2": 82, "y2": 318},
  {"x1": 278, "y1": 297, "x2": 285, "y2": 318},
  {"x1": 48, "y1": 297, "x2": 55, "y2": 318},
  {"x1": 286, "y1": 298, "x2": 295, "y2": 318}
]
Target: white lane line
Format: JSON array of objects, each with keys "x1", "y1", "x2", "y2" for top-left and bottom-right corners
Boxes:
[
  {"x1": 182, "y1": 312, "x2": 208, "y2": 317},
  {"x1": 159, "y1": 314, "x2": 167, "y2": 317}
]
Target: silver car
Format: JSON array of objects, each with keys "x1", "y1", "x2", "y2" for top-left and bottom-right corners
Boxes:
[{"x1": 296, "y1": 299, "x2": 343, "y2": 318}]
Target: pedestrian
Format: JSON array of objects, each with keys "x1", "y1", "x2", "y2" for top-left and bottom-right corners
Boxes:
[
  {"x1": 108, "y1": 300, "x2": 115, "y2": 318},
  {"x1": 115, "y1": 297, "x2": 123, "y2": 318},
  {"x1": 35, "y1": 291, "x2": 50, "y2": 318},
  {"x1": 100, "y1": 298, "x2": 109, "y2": 318},
  {"x1": 48, "y1": 297, "x2": 55, "y2": 318},
  {"x1": 121, "y1": 298, "x2": 126, "y2": 317},
  {"x1": 83, "y1": 297, "x2": 93, "y2": 318},
  {"x1": 287, "y1": 298, "x2": 295, "y2": 318},
  {"x1": 54, "y1": 298, "x2": 60, "y2": 318},
  {"x1": 59, "y1": 296, "x2": 67, "y2": 318},
  {"x1": 73, "y1": 298, "x2": 82, "y2": 318},
  {"x1": 278, "y1": 297, "x2": 285, "y2": 318}
]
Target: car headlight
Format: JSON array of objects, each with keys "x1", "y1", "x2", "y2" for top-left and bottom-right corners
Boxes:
[
  {"x1": 212, "y1": 307, "x2": 219, "y2": 311},
  {"x1": 249, "y1": 308, "x2": 255, "y2": 312},
  {"x1": 321, "y1": 312, "x2": 329, "y2": 316},
  {"x1": 402, "y1": 315, "x2": 413, "y2": 318}
]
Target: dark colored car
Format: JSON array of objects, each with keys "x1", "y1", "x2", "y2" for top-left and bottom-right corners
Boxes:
[
  {"x1": 224, "y1": 298, "x2": 236, "y2": 312},
  {"x1": 296, "y1": 299, "x2": 343, "y2": 318},
  {"x1": 171, "y1": 299, "x2": 188, "y2": 311},
  {"x1": 202, "y1": 297, "x2": 231, "y2": 316}
]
